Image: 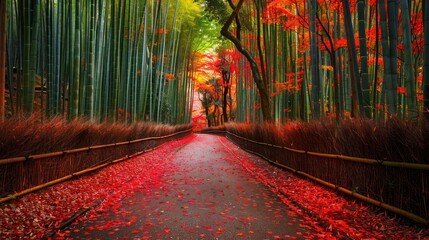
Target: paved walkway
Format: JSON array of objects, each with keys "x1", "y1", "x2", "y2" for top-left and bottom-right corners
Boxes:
[{"x1": 64, "y1": 134, "x2": 312, "y2": 239}]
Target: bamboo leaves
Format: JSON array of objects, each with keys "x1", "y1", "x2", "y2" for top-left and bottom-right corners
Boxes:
[{"x1": 5, "y1": 0, "x2": 202, "y2": 124}]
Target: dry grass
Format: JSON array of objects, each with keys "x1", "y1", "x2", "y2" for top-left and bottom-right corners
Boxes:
[
  {"x1": 226, "y1": 118, "x2": 429, "y2": 164},
  {"x1": 225, "y1": 118, "x2": 429, "y2": 222},
  {"x1": 0, "y1": 117, "x2": 192, "y2": 196},
  {"x1": 0, "y1": 116, "x2": 191, "y2": 159}
]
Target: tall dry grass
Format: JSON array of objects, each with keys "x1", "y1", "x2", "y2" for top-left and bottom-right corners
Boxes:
[
  {"x1": 226, "y1": 118, "x2": 429, "y2": 164},
  {"x1": 0, "y1": 116, "x2": 192, "y2": 196},
  {"x1": 225, "y1": 118, "x2": 429, "y2": 222},
  {"x1": 0, "y1": 116, "x2": 192, "y2": 159}
]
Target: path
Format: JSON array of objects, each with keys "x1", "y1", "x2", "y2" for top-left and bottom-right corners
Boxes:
[{"x1": 63, "y1": 134, "x2": 313, "y2": 239}]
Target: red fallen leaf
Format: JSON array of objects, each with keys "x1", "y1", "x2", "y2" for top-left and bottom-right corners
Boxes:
[
  {"x1": 188, "y1": 229, "x2": 195, "y2": 233},
  {"x1": 237, "y1": 232, "x2": 246, "y2": 237},
  {"x1": 267, "y1": 231, "x2": 273, "y2": 235},
  {"x1": 131, "y1": 229, "x2": 139, "y2": 234},
  {"x1": 181, "y1": 224, "x2": 188, "y2": 229},
  {"x1": 108, "y1": 231, "x2": 115, "y2": 235},
  {"x1": 164, "y1": 228, "x2": 171, "y2": 234}
]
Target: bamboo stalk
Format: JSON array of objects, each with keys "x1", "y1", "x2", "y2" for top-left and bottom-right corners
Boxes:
[
  {"x1": 0, "y1": 0, "x2": 5, "y2": 122},
  {"x1": 0, "y1": 157, "x2": 26, "y2": 165},
  {"x1": 30, "y1": 151, "x2": 64, "y2": 160}
]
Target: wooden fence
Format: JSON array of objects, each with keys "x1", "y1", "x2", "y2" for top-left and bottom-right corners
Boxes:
[
  {"x1": 226, "y1": 131, "x2": 429, "y2": 225},
  {"x1": 0, "y1": 129, "x2": 192, "y2": 200}
]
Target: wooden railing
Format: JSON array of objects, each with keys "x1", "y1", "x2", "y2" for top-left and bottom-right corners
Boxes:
[
  {"x1": 0, "y1": 128, "x2": 192, "y2": 201},
  {"x1": 225, "y1": 130, "x2": 429, "y2": 225}
]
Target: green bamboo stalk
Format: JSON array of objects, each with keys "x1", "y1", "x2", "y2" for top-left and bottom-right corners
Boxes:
[
  {"x1": 309, "y1": 0, "x2": 320, "y2": 119},
  {"x1": 0, "y1": 0, "x2": 6, "y2": 121},
  {"x1": 424, "y1": 0, "x2": 429, "y2": 117},
  {"x1": 379, "y1": 0, "x2": 392, "y2": 118},
  {"x1": 140, "y1": 7, "x2": 149, "y2": 121},
  {"x1": 387, "y1": 0, "x2": 399, "y2": 115},
  {"x1": 342, "y1": 0, "x2": 363, "y2": 117},
  {"x1": 69, "y1": 0, "x2": 80, "y2": 119},
  {"x1": 357, "y1": 0, "x2": 371, "y2": 118},
  {"x1": 401, "y1": 0, "x2": 416, "y2": 119},
  {"x1": 22, "y1": 1, "x2": 39, "y2": 115},
  {"x1": 84, "y1": 0, "x2": 95, "y2": 119},
  {"x1": 156, "y1": 0, "x2": 171, "y2": 123}
]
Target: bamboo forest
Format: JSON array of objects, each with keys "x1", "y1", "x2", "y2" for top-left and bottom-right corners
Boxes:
[
  {"x1": 1, "y1": 0, "x2": 429, "y2": 239},
  {"x1": 0, "y1": 0, "x2": 428, "y2": 124}
]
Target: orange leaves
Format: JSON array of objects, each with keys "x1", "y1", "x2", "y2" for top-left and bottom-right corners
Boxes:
[
  {"x1": 155, "y1": 28, "x2": 169, "y2": 35},
  {"x1": 321, "y1": 65, "x2": 334, "y2": 71},
  {"x1": 165, "y1": 73, "x2": 175, "y2": 81}
]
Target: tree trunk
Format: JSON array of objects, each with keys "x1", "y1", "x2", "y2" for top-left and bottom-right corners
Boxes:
[
  {"x1": 0, "y1": 0, "x2": 6, "y2": 121},
  {"x1": 222, "y1": 70, "x2": 229, "y2": 123},
  {"x1": 221, "y1": 0, "x2": 272, "y2": 122}
]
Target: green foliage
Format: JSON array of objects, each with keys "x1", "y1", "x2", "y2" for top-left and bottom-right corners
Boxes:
[
  {"x1": 201, "y1": 0, "x2": 229, "y2": 23},
  {"x1": 5, "y1": 0, "x2": 204, "y2": 125}
]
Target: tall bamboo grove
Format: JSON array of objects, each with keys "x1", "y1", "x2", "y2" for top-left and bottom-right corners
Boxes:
[{"x1": 3, "y1": 0, "x2": 204, "y2": 124}]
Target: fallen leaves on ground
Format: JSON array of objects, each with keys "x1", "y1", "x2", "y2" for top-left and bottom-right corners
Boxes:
[
  {"x1": 219, "y1": 137, "x2": 429, "y2": 239},
  {"x1": 0, "y1": 135, "x2": 196, "y2": 239},
  {"x1": 1, "y1": 134, "x2": 428, "y2": 240}
]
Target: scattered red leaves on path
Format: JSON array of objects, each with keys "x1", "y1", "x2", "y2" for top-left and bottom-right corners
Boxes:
[
  {"x1": 0, "y1": 135, "x2": 196, "y2": 239},
  {"x1": 1, "y1": 134, "x2": 428, "y2": 240},
  {"x1": 219, "y1": 137, "x2": 429, "y2": 239}
]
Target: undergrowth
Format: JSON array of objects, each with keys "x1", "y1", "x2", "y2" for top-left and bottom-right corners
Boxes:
[
  {"x1": 225, "y1": 118, "x2": 429, "y2": 222},
  {"x1": 226, "y1": 117, "x2": 429, "y2": 164},
  {"x1": 0, "y1": 116, "x2": 192, "y2": 159}
]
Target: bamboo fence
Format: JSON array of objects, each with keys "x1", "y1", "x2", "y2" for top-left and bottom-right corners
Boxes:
[
  {"x1": 0, "y1": 128, "x2": 192, "y2": 200},
  {"x1": 226, "y1": 131, "x2": 429, "y2": 225}
]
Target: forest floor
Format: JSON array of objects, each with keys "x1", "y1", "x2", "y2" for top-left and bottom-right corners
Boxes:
[{"x1": 0, "y1": 134, "x2": 428, "y2": 239}]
